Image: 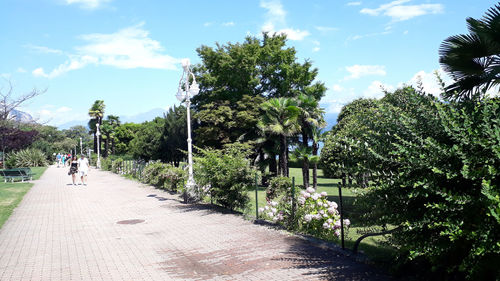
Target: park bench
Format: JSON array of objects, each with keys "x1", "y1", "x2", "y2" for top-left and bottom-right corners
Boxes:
[{"x1": 0, "y1": 168, "x2": 33, "y2": 182}]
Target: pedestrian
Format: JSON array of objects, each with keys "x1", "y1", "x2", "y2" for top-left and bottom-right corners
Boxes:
[
  {"x1": 56, "y1": 153, "x2": 61, "y2": 168},
  {"x1": 62, "y1": 154, "x2": 66, "y2": 167},
  {"x1": 68, "y1": 156, "x2": 78, "y2": 185},
  {"x1": 77, "y1": 154, "x2": 90, "y2": 186}
]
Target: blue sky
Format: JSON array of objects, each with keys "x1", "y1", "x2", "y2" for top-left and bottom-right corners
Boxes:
[{"x1": 1, "y1": 0, "x2": 497, "y2": 127}]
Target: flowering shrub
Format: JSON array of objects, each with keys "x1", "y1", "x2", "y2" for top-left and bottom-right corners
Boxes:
[
  {"x1": 298, "y1": 187, "x2": 350, "y2": 240},
  {"x1": 141, "y1": 162, "x2": 186, "y2": 191},
  {"x1": 111, "y1": 158, "x2": 123, "y2": 173},
  {"x1": 259, "y1": 185, "x2": 349, "y2": 240}
]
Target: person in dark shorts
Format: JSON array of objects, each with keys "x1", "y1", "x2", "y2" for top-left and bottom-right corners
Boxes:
[{"x1": 68, "y1": 156, "x2": 78, "y2": 185}]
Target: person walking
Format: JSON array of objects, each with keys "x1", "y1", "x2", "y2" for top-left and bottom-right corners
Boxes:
[
  {"x1": 68, "y1": 156, "x2": 78, "y2": 185},
  {"x1": 62, "y1": 154, "x2": 66, "y2": 167},
  {"x1": 56, "y1": 153, "x2": 61, "y2": 168},
  {"x1": 77, "y1": 154, "x2": 90, "y2": 186}
]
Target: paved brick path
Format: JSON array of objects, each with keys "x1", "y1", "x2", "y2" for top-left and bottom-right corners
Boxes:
[{"x1": 0, "y1": 166, "x2": 390, "y2": 281}]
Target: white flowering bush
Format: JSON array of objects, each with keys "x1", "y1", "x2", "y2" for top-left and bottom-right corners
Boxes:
[
  {"x1": 259, "y1": 184, "x2": 350, "y2": 240},
  {"x1": 297, "y1": 187, "x2": 350, "y2": 240}
]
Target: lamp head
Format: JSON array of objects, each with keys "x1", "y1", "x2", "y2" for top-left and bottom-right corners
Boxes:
[
  {"x1": 189, "y1": 81, "x2": 200, "y2": 96},
  {"x1": 181, "y1": 58, "x2": 190, "y2": 70}
]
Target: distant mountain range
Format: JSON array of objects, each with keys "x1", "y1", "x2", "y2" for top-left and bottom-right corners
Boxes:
[{"x1": 57, "y1": 108, "x2": 167, "y2": 129}]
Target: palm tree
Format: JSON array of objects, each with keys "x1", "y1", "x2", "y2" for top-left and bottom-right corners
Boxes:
[
  {"x1": 88, "y1": 100, "x2": 105, "y2": 153},
  {"x1": 101, "y1": 115, "x2": 120, "y2": 157},
  {"x1": 439, "y1": 4, "x2": 500, "y2": 100},
  {"x1": 259, "y1": 97, "x2": 301, "y2": 177},
  {"x1": 296, "y1": 93, "x2": 325, "y2": 187},
  {"x1": 311, "y1": 126, "x2": 326, "y2": 189}
]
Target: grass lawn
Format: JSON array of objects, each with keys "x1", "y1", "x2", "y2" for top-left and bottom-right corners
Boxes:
[
  {"x1": 0, "y1": 167, "x2": 47, "y2": 229},
  {"x1": 246, "y1": 167, "x2": 396, "y2": 264}
]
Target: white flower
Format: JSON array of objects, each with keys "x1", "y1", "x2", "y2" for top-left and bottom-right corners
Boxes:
[
  {"x1": 267, "y1": 212, "x2": 274, "y2": 218},
  {"x1": 314, "y1": 214, "x2": 322, "y2": 220},
  {"x1": 270, "y1": 201, "x2": 278, "y2": 207},
  {"x1": 304, "y1": 214, "x2": 313, "y2": 222},
  {"x1": 303, "y1": 192, "x2": 311, "y2": 198},
  {"x1": 323, "y1": 203, "x2": 329, "y2": 208},
  {"x1": 306, "y1": 187, "x2": 315, "y2": 194},
  {"x1": 322, "y1": 222, "x2": 329, "y2": 229},
  {"x1": 319, "y1": 210, "x2": 325, "y2": 215},
  {"x1": 258, "y1": 207, "x2": 264, "y2": 213},
  {"x1": 343, "y1": 219, "x2": 351, "y2": 227},
  {"x1": 329, "y1": 201, "x2": 338, "y2": 208},
  {"x1": 311, "y1": 193, "x2": 320, "y2": 200},
  {"x1": 271, "y1": 208, "x2": 277, "y2": 214},
  {"x1": 327, "y1": 207, "x2": 336, "y2": 215},
  {"x1": 334, "y1": 230, "x2": 341, "y2": 237},
  {"x1": 264, "y1": 206, "x2": 269, "y2": 210},
  {"x1": 300, "y1": 190, "x2": 307, "y2": 196},
  {"x1": 327, "y1": 218, "x2": 333, "y2": 224},
  {"x1": 323, "y1": 213, "x2": 328, "y2": 218},
  {"x1": 317, "y1": 201, "x2": 323, "y2": 207},
  {"x1": 320, "y1": 191, "x2": 328, "y2": 197},
  {"x1": 273, "y1": 216, "x2": 278, "y2": 222},
  {"x1": 298, "y1": 197, "x2": 306, "y2": 205}
]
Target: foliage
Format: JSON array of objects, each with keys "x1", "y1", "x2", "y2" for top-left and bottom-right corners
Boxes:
[
  {"x1": 111, "y1": 158, "x2": 123, "y2": 173},
  {"x1": 322, "y1": 85, "x2": 500, "y2": 280},
  {"x1": 141, "y1": 162, "x2": 186, "y2": 191},
  {"x1": 114, "y1": 123, "x2": 141, "y2": 154},
  {"x1": 129, "y1": 117, "x2": 165, "y2": 161},
  {"x1": 100, "y1": 157, "x2": 112, "y2": 171},
  {"x1": 266, "y1": 176, "x2": 291, "y2": 202},
  {"x1": 439, "y1": 4, "x2": 500, "y2": 100},
  {"x1": 159, "y1": 105, "x2": 187, "y2": 166},
  {"x1": 0, "y1": 125, "x2": 38, "y2": 154},
  {"x1": 6, "y1": 148, "x2": 47, "y2": 168},
  {"x1": 194, "y1": 144, "x2": 257, "y2": 210}
]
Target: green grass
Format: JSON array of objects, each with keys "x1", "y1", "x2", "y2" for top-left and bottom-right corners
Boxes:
[
  {"x1": 0, "y1": 167, "x2": 47, "y2": 229},
  {"x1": 246, "y1": 167, "x2": 396, "y2": 264}
]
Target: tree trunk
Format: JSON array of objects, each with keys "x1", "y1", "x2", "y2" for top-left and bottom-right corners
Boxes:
[
  {"x1": 312, "y1": 140, "x2": 318, "y2": 189},
  {"x1": 269, "y1": 152, "x2": 277, "y2": 177},
  {"x1": 111, "y1": 137, "x2": 115, "y2": 155},
  {"x1": 301, "y1": 130, "x2": 309, "y2": 188},
  {"x1": 279, "y1": 135, "x2": 287, "y2": 177},
  {"x1": 104, "y1": 135, "x2": 109, "y2": 157}
]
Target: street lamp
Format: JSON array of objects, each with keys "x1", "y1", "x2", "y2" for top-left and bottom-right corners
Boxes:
[
  {"x1": 176, "y1": 58, "x2": 200, "y2": 199},
  {"x1": 96, "y1": 123, "x2": 101, "y2": 169},
  {"x1": 80, "y1": 137, "x2": 83, "y2": 155}
]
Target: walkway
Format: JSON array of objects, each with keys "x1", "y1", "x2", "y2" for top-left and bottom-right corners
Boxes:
[{"x1": 0, "y1": 166, "x2": 389, "y2": 281}]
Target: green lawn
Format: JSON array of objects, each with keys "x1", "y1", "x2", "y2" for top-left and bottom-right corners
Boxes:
[
  {"x1": 0, "y1": 167, "x2": 47, "y2": 229},
  {"x1": 246, "y1": 167, "x2": 396, "y2": 263}
]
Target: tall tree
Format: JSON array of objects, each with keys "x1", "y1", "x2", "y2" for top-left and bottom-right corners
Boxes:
[
  {"x1": 0, "y1": 78, "x2": 45, "y2": 122},
  {"x1": 259, "y1": 97, "x2": 301, "y2": 177},
  {"x1": 88, "y1": 100, "x2": 105, "y2": 153},
  {"x1": 160, "y1": 105, "x2": 188, "y2": 166},
  {"x1": 439, "y1": 4, "x2": 500, "y2": 100}
]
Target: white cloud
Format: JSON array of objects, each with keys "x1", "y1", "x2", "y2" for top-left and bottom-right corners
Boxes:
[
  {"x1": 312, "y1": 47, "x2": 320, "y2": 52},
  {"x1": 312, "y1": 40, "x2": 320, "y2": 52},
  {"x1": 360, "y1": 0, "x2": 444, "y2": 22},
  {"x1": 332, "y1": 84, "x2": 343, "y2": 92},
  {"x1": 403, "y1": 30, "x2": 409, "y2": 35},
  {"x1": 260, "y1": 0, "x2": 309, "y2": 41},
  {"x1": 314, "y1": 26, "x2": 338, "y2": 32},
  {"x1": 222, "y1": 21, "x2": 235, "y2": 26},
  {"x1": 17, "y1": 67, "x2": 27, "y2": 73},
  {"x1": 408, "y1": 69, "x2": 451, "y2": 97},
  {"x1": 363, "y1": 80, "x2": 394, "y2": 99},
  {"x1": 24, "y1": 44, "x2": 63, "y2": 54},
  {"x1": 277, "y1": 28, "x2": 310, "y2": 40},
  {"x1": 345, "y1": 65, "x2": 386, "y2": 80},
  {"x1": 347, "y1": 30, "x2": 391, "y2": 41},
  {"x1": 65, "y1": 0, "x2": 112, "y2": 9},
  {"x1": 203, "y1": 22, "x2": 214, "y2": 27},
  {"x1": 32, "y1": 23, "x2": 179, "y2": 78},
  {"x1": 347, "y1": 1, "x2": 362, "y2": 6},
  {"x1": 22, "y1": 105, "x2": 88, "y2": 126}
]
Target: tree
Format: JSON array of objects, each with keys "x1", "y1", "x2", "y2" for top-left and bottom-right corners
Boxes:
[
  {"x1": 88, "y1": 100, "x2": 105, "y2": 153},
  {"x1": 160, "y1": 105, "x2": 187, "y2": 166},
  {"x1": 100, "y1": 115, "x2": 120, "y2": 157},
  {"x1": 296, "y1": 93, "x2": 325, "y2": 187},
  {"x1": 0, "y1": 125, "x2": 38, "y2": 164},
  {"x1": 0, "y1": 78, "x2": 45, "y2": 122},
  {"x1": 129, "y1": 117, "x2": 165, "y2": 161},
  {"x1": 259, "y1": 97, "x2": 301, "y2": 177},
  {"x1": 439, "y1": 4, "x2": 500, "y2": 100},
  {"x1": 114, "y1": 123, "x2": 141, "y2": 155},
  {"x1": 310, "y1": 126, "x2": 325, "y2": 189}
]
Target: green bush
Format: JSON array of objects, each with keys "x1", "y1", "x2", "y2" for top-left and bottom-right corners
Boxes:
[
  {"x1": 142, "y1": 162, "x2": 165, "y2": 187},
  {"x1": 194, "y1": 144, "x2": 256, "y2": 211},
  {"x1": 111, "y1": 158, "x2": 123, "y2": 173},
  {"x1": 6, "y1": 148, "x2": 47, "y2": 168},
  {"x1": 266, "y1": 176, "x2": 292, "y2": 202},
  {"x1": 100, "y1": 157, "x2": 112, "y2": 171}
]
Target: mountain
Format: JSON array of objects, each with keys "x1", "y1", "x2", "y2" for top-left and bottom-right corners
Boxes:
[
  {"x1": 324, "y1": 113, "x2": 338, "y2": 131},
  {"x1": 8, "y1": 109, "x2": 34, "y2": 123},
  {"x1": 57, "y1": 108, "x2": 167, "y2": 129}
]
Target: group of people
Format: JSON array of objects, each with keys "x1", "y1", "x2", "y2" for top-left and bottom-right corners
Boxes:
[
  {"x1": 65, "y1": 154, "x2": 90, "y2": 186},
  {"x1": 55, "y1": 153, "x2": 72, "y2": 168}
]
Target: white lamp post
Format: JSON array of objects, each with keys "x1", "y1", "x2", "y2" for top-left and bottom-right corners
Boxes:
[
  {"x1": 176, "y1": 58, "x2": 199, "y2": 198},
  {"x1": 96, "y1": 123, "x2": 101, "y2": 169},
  {"x1": 79, "y1": 137, "x2": 83, "y2": 155}
]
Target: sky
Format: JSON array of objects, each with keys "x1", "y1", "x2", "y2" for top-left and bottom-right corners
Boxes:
[{"x1": 1, "y1": 0, "x2": 497, "y2": 127}]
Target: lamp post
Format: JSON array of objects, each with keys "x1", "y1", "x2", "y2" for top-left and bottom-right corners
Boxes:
[
  {"x1": 96, "y1": 123, "x2": 101, "y2": 169},
  {"x1": 79, "y1": 137, "x2": 83, "y2": 155},
  {"x1": 176, "y1": 58, "x2": 200, "y2": 199}
]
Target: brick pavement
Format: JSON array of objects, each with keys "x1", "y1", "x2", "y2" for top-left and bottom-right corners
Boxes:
[{"x1": 0, "y1": 166, "x2": 390, "y2": 281}]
